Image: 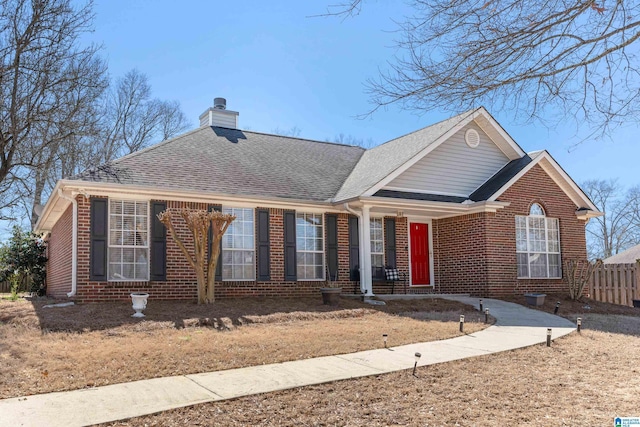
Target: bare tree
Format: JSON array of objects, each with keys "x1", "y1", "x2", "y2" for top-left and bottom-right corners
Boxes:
[
  {"x1": 0, "y1": 0, "x2": 107, "y2": 219},
  {"x1": 158, "y1": 208, "x2": 235, "y2": 304},
  {"x1": 582, "y1": 179, "x2": 640, "y2": 259},
  {"x1": 325, "y1": 1, "x2": 640, "y2": 137},
  {"x1": 96, "y1": 69, "x2": 189, "y2": 163}
]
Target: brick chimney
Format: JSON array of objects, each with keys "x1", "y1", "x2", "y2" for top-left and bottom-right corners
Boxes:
[{"x1": 199, "y1": 97, "x2": 239, "y2": 128}]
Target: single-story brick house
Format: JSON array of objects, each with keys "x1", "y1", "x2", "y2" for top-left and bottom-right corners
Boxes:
[{"x1": 35, "y1": 100, "x2": 601, "y2": 302}]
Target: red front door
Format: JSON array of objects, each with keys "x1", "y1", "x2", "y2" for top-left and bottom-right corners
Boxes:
[{"x1": 410, "y1": 223, "x2": 431, "y2": 285}]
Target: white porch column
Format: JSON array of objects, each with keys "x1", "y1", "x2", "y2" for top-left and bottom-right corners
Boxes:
[{"x1": 360, "y1": 205, "x2": 374, "y2": 296}]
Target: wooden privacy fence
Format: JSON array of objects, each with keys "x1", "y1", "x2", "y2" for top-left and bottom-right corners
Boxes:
[{"x1": 588, "y1": 263, "x2": 639, "y2": 307}]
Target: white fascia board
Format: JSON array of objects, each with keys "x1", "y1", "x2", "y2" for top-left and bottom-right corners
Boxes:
[
  {"x1": 382, "y1": 186, "x2": 469, "y2": 198},
  {"x1": 362, "y1": 196, "x2": 509, "y2": 214},
  {"x1": 487, "y1": 151, "x2": 600, "y2": 212},
  {"x1": 48, "y1": 180, "x2": 342, "y2": 212},
  {"x1": 34, "y1": 181, "x2": 66, "y2": 233},
  {"x1": 473, "y1": 108, "x2": 526, "y2": 159},
  {"x1": 362, "y1": 112, "x2": 477, "y2": 197},
  {"x1": 576, "y1": 209, "x2": 604, "y2": 220}
]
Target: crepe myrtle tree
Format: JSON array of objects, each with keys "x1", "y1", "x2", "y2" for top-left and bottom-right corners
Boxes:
[{"x1": 158, "y1": 208, "x2": 235, "y2": 304}]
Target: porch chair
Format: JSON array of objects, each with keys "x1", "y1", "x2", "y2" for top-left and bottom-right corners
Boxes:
[{"x1": 384, "y1": 267, "x2": 408, "y2": 294}]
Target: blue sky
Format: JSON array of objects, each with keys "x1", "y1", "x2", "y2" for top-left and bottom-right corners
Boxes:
[{"x1": 88, "y1": 0, "x2": 637, "y2": 187}]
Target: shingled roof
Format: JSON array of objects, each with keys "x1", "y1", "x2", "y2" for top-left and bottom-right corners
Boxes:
[{"x1": 74, "y1": 127, "x2": 365, "y2": 202}]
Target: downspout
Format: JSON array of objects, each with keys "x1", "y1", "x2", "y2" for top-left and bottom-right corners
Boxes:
[
  {"x1": 344, "y1": 203, "x2": 374, "y2": 296},
  {"x1": 57, "y1": 189, "x2": 78, "y2": 298}
]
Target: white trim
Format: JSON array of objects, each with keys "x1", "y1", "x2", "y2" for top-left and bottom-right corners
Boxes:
[
  {"x1": 407, "y1": 218, "x2": 435, "y2": 287},
  {"x1": 107, "y1": 199, "x2": 151, "y2": 282},
  {"x1": 295, "y1": 212, "x2": 326, "y2": 281},
  {"x1": 56, "y1": 189, "x2": 78, "y2": 297},
  {"x1": 35, "y1": 180, "x2": 343, "y2": 233},
  {"x1": 363, "y1": 107, "x2": 526, "y2": 198},
  {"x1": 382, "y1": 186, "x2": 469, "y2": 198},
  {"x1": 221, "y1": 207, "x2": 256, "y2": 281},
  {"x1": 488, "y1": 151, "x2": 600, "y2": 213}
]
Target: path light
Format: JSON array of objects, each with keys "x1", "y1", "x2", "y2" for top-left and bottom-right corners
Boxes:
[
  {"x1": 383, "y1": 334, "x2": 388, "y2": 348},
  {"x1": 547, "y1": 328, "x2": 552, "y2": 347},
  {"x1": 459, "y1": 315, "x2": 465, "y2": 333},
  {"x1": 413, "y1": 352, "x2": 421, "y2": 377},
  {"x1": 554, "y1": 301, "x2": 560, "y2": 314},
  {"x1": 479, "y1": 299, "x2": 483, "y2": 312},
  {"x1": 577, "y1": 318, "x2": 582, "y2": 333},
  {"x1": 485, "y1": 308, "x2": 490, "y2": 324}
]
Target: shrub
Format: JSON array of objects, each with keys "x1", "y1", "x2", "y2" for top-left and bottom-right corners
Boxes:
[{"x1": 0, "y1": 226, "x2": 48, "y2": 296}]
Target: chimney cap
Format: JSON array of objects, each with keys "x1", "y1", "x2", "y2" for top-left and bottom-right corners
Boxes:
[{"x1": 213, "y1": 97, "x2": 227, "y2": 110}]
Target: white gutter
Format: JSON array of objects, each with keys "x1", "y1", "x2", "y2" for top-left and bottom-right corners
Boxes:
[
  {"x1": 57, "y1": 189, "x2": 78, "y2": 298},
  {"x1": 344, "y1": 203, "x2": 373, "y2": 296}
]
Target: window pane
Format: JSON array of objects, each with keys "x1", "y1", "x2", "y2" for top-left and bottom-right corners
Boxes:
[
  {"x1": 529, "y1": 203, "x2": 544, "y2": 216},
  {"x1": 548, "y1": 254, "x2": 561, "y2": 278},
  {"x1": 108, "y1": 200, "x2": 149, "y2": 281},
  {"x1": 529, "y1": 253, "x2": 547, "y2": 278},
  {"x1": 517, "y1": 253, "x2": 529, "y2": 277},
  {"x1": 296, "y1": 212, "x2": 324, "y2": 280}
]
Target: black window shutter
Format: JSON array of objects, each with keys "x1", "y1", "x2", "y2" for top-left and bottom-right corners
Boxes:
[
  {"x1": 385, "y1": 217, "x2": 397, "y2": 269},
  {"x1": 284, "y1": 210, "x2": 297, "y2": 281},
  {"x1": 348, "y1": 216, "x2": 360, "y2": 281},
  {"x1": 90, "y1": 198, "x2": 108, "y2": 281},
  {"x1": 150, "y1": 201, "x2": 167, "y2": 281},
  {"x1": 209, "y1": 205, "x2": 223, "y2": 281},
  {"x1": 256, "y1": 208, "x2": 270, "y2": 281},
  {"x1": 326, "y1": 214, "x2": 338, "y2": 281}
]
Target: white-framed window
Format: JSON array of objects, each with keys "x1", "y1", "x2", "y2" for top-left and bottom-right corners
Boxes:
[
  {"x1": 370, "y1": 218, "x2": 384, "y2": 269},
  {"x1": 221, "y1": 207, "x2": 255, "y2": 280},
  {"x1": 296, "y1": 213, "x2": 324, "y2": 280},
  {"x1": 108, "y1": 200, "x2": 149, "y2": 281},
  {"x1": 516, "y1": 203, "x2": 561, "y2": 279}
]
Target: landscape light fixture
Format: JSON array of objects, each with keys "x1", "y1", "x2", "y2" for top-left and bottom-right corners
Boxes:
[
  {"x1": 413, "y1": 352, "x2": 421, "y2": 376},
  {"x1": 485, "y1": 308, "x2": 490, "y2": 324},
  {"x1": 479, "y1": 299, "x2": 483, "y2": 312},
  {"x1": 577, "y1": 318, "x2": 582, "y2": 333},
  {"x1": 383, "y1": 333, "x2": 388, "y2": 348},
  {"x1": 459, "y1": 315, "x2": 465, "y2": 333},
  {"x1": 547, "y1": 328, "x2": 552, "y2": 347},
  {"x1": 554, "y1": 301, "x2": 560, "y2": 314}
]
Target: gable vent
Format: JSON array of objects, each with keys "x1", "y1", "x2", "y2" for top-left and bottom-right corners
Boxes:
[{"x1": 465, "y1": 128, "x2": 480, "y2": 148}]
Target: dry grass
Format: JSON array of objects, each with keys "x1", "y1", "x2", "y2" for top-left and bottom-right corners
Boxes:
[
  {"x1": 103, "y1": 300, "x2": 640, "y2": 427},
  {"x1": 0, "y1": 296, "x2": 487, "y2": 399}
]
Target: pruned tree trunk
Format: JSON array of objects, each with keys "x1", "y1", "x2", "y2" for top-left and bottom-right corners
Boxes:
[
  {"x1": 157, "y1": 208, "x2": 235, "y2": 304},
  {"x1": 564, "y1": 259, "x2": 603, "y2": 301}
]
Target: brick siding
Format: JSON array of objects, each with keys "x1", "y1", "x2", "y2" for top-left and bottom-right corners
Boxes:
[
  {"x1": 433, "y1": 164, "x2": 587, "y2": 297},
  {"x1": 46, "y1": 204, "x2": 73, "y2": 298},
  {"x1": 47, "y1": 163, "x2": 587, "y2": 301}
]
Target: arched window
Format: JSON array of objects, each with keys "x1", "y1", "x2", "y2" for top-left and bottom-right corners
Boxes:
[
  {"x1": 529, "y1": 203, "x2": 544, "y2": 216},
  {"x1": 515, "y1": 203, "x2": 561, "y2": 278}
]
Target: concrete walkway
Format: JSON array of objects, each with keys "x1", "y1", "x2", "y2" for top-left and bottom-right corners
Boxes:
[{"x1": 0, "y1": 297, "x2": 576, "y2": 427}]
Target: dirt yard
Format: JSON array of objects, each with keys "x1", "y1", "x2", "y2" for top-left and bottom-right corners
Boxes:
[
  {"x1": 102, "y1": 295, "x2": 640, "y2": 427},
  {"x1": 0, "y1": 296, "x2": 487, "y2": 399}
]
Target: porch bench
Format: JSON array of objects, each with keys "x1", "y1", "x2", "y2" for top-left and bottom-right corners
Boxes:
[{"x1": 383, "y1": 267, "x2": 409, "y2": 294}]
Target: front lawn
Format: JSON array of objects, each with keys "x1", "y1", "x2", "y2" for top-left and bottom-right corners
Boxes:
[
  {"x1": 0, "y1": 296, "x2": 488, "y2": 399},
  {"x1": 102, "y1": 296, "x2": 640, "y2": 427}
]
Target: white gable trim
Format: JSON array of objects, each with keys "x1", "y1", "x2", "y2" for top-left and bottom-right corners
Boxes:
[
  {"x1": 363, "y1": 108, "x2": 526, "y2": 198},
  {"x1": 487, "y1": 151, "x2": 600, "y2": 212}
]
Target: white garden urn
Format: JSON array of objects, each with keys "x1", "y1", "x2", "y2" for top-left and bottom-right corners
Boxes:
[{"x1": 130, "y1": 293, "x2": 149, "y2": 318}]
